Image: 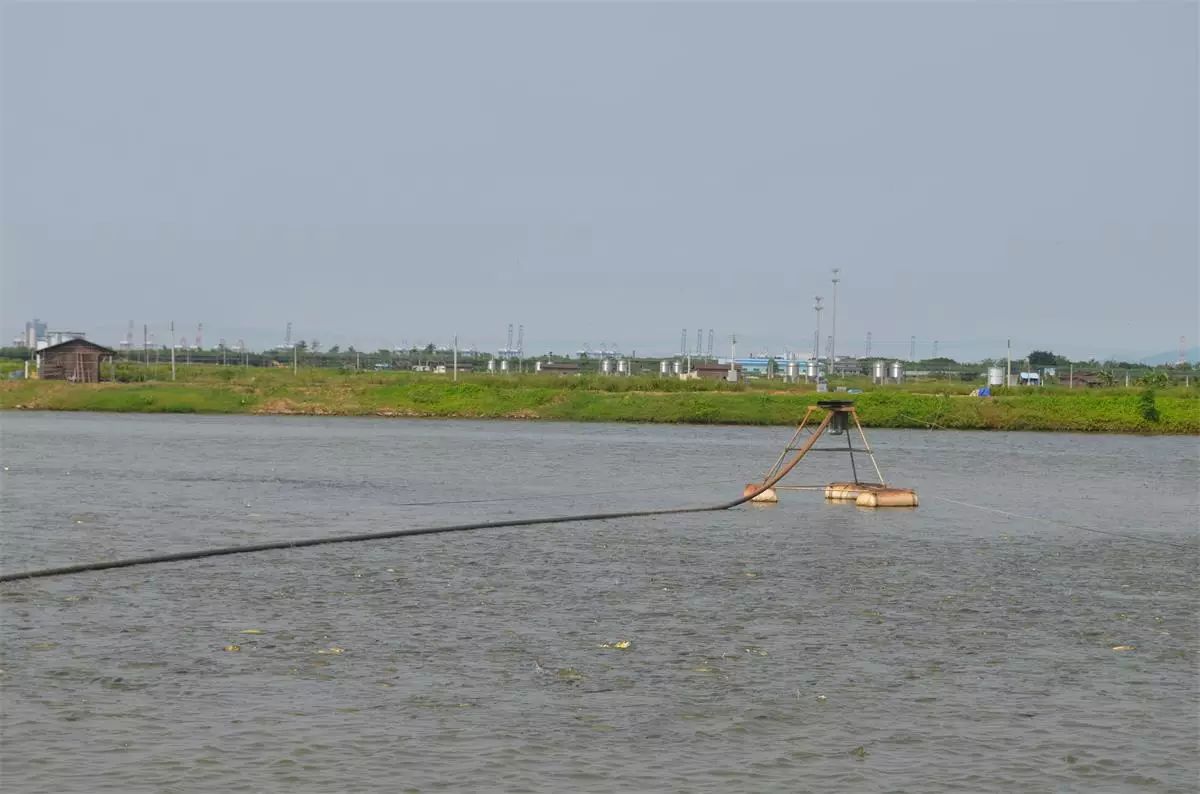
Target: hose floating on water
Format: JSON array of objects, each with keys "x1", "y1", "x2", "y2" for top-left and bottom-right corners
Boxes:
[{"x1": 0, "y1": 419, "x2": 832, "y2": 583}]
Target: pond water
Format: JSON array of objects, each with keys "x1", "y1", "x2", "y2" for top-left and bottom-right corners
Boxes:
[{"x1": 1, "y1": 413, "x2": 1196, "y2": 791}]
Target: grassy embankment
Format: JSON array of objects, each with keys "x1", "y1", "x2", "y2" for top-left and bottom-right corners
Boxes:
[{"x1": 1, "y1": 364, "x2": 1197, "y2": 433}]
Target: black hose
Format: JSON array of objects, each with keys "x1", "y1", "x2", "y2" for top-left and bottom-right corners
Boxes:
[
  {"x1": 0, "y1": 492, "x2": 755, "y2": 583},
  {"x1": 1, "y1": 414, "x2": 833, "y2": 583}
]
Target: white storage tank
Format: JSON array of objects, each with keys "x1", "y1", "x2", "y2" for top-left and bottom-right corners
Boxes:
[
  {"x1": 499, "y1": 359, "x2": 509, "y2": 372},
  {"x1": 872, "y1": 360, "x2": 886, "y2": 384},
  {"x1": 890, "y1": 361, "x2": 904, "y2": 382},
  {"x1": 600, "y1": 359, "x2": 613, "y2": 375},
  {"x1": 659, "y1": 360, "x2": 670, "y2": 376},
  {"x1": 786, "y1": 360, "x2": 799, "y2": 381},
  {"x1": 617, "y1": 359, "x2": 629, "y2": 376},
  {"x1": 807, "y1": 360, "x2": 819, "y2": 379},
  {"x1": 988, "y1": 366, "x2": 1005, "y2": 386}
]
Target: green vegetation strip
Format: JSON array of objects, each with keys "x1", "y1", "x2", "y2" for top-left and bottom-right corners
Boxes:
[{"x1": 1, "y1": 367, "x2": 1197, "y2": 434}]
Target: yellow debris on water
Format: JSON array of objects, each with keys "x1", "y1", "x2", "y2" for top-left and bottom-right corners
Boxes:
[
  {"x1": 316, "y1": 646, "x2": 346, "y2": 655},
  {"x1": 600, "y1": 639, "x2": 633, "y2": 650},
  {"x1": 1111, "y1": 645, "x2": 1136, "y2": 652},
  {"x1": 239, "y1": 629, "x2": 264, "y2": 635},
  {"x1": 223, "y1": 645, "x2": 241, "y2": 652}
]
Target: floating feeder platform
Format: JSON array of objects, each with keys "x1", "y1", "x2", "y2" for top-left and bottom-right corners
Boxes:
[{"x1": 746, "y1": 400, "x2": 918, "y2": 508}]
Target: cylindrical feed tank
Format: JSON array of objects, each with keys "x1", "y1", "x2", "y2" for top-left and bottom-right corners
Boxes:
[{"x1": 988, "y1": 366, "x2": 1004, "y2": 386}]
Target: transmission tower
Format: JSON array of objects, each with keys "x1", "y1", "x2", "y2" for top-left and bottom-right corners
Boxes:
[
  {"x1": 196, "y1": 322, "x2": 203, "y2": 351},
  {"x1": 706, "y1": 329, "x2": 714, "y2": 361},
  {"x1": 1179, "y1": 336, "x2": 1188, "y2": 366},
  {"x1": 680, "y1": 328, "x2": 687, "y2": 358},
  {"x1": 507, "y1": 323, "x2": 514, "y2": 357},
  {"x1": 865, "y1": 331, "x2": 872, "y2": 358},
  {"x1": 285, "y1": 322, "x2": 293, "y2": 348},
  {"x1": 517, "y1": 324, "x2": 524, "y2": 358}
]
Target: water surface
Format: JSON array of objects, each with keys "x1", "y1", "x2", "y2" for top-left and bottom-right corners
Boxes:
[{"x1": 1, "y1": 413, "x2": 1196, "y2": 791}]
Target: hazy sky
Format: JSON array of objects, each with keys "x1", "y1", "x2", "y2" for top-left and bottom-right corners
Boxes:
[{"x1": 3, "y1": 1, "x2": 1197, "y2": 361}]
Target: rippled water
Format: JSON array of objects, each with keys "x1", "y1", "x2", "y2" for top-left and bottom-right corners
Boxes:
[{"x1": 1, "y1": 413, "x2": 1197, "y2": 791}]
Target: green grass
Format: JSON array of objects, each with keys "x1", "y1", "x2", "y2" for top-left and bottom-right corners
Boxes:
[{"x1": 2, "y1": 366, "x2": 1197, "y2": 433}]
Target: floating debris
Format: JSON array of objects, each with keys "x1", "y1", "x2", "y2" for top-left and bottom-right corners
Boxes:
[
  {"x1": 29, "y1": 642, "x2": 58, "y2": 651},
  {"x1": 744, "y1": 646, "x2": 768, "y2": 657},
  {"x1": 316, "y1": 646, "x2": 345, "y2": 655},
  {"x1": 690, "y1": 663, "x2": 720, "y2": 674},
  {"x1": 850, "y1": 746, "x2": 869, "y2": 759},
  {"x1": 556, "y1": 668, "x2": 584, "y2": 683},
  {"x1": 1111, "y1": 645, "x2": 1136, "y2": 652},
  {"x1": 600, "y1": 640, "x2": 633, "y2": 650},
  {"x1": 222, "y1": 645, "x2": 241, "y2": 652},
  {"x1": 816, "y1": 694, "x2": 827, "y2": 702},
  {"x1": 239, "y1": 629, "x2": 265, "y2": 635}
]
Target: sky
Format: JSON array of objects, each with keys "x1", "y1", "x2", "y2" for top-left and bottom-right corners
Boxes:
[{"x1": 2, "y1": 1, "x2": 1197, "y2": 362}]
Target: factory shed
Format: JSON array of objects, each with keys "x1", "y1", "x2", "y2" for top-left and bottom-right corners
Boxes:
[{"x1": 37, "y1": 339, "x2": 116, "y2": 382}]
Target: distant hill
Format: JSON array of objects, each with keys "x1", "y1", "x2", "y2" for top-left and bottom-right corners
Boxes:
[{"x1": 1138, "y1": 346, "x2": 1200, "y2": 366}]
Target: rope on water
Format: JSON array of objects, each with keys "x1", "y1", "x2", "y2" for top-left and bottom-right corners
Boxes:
[{"x1": 926, "y1": 494, "x2": 1194, "y2": 550}]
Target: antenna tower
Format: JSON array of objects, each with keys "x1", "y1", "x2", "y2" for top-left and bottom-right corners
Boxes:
[
  {"x1": 680, "y1": 328, "x2": 687, "y2": 358},
  {"x1": 507, "y1": 323, "x2": 514, "y2": 357},
  {"x1": 707, "y1": 329, "x2": 714, "y2": 360}
]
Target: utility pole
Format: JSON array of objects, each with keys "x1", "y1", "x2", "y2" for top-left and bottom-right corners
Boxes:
[
  {"x1": 293, "y1": 342, "x2": 298, "y2": 375},
  {"x1": 1006, "y1": 338, "x2": 1012, "y2": 388},
  {"x1": 830, "y1": 268, "x2": 840, "y2": 367},
  {"x1": 1069, "y1": 361, "x2": 1073, "y2": 389},
  {"x1": 143, "y1": 324, "x2": 149, "y2": 368},
  {"x1": 170, "y1": 321, "x2": 176, "y2": 381},
  {"x1": 812, "y1": 296, "x2": 823, "y2": 365},
  {"x1": 453, "y1": 334, "x2": 458, "y2": 382}
]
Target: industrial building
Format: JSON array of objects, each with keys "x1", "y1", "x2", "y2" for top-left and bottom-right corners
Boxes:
[
  {"x1": 36, "y1": 338, "x2": 116, "y2": 382},
  {"x1": 535, "y1": 361, "x2": 581, "y2": 375}
]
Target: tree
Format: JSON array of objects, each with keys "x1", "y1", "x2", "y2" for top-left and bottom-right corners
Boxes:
[
  {"x1": 424, "y1": 343, "x2": 435, "y2": 354},
  {"x1": 1028, "y1": 350, "x2": 1057, "y2": 366},
  {"x1": 309, "y1": 339, "x2": 321, "y2": 353},
  {"x1": 294, "y1": 339, "x2": 308, "y2": 352},
  {"x1": 329, "y1": 345, "x2": 340, "y2": 354}
]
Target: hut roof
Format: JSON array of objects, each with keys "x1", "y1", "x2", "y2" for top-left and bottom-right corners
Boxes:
[{"x1": 39, "y1": 338, "x2": 115, "y2": 355}]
